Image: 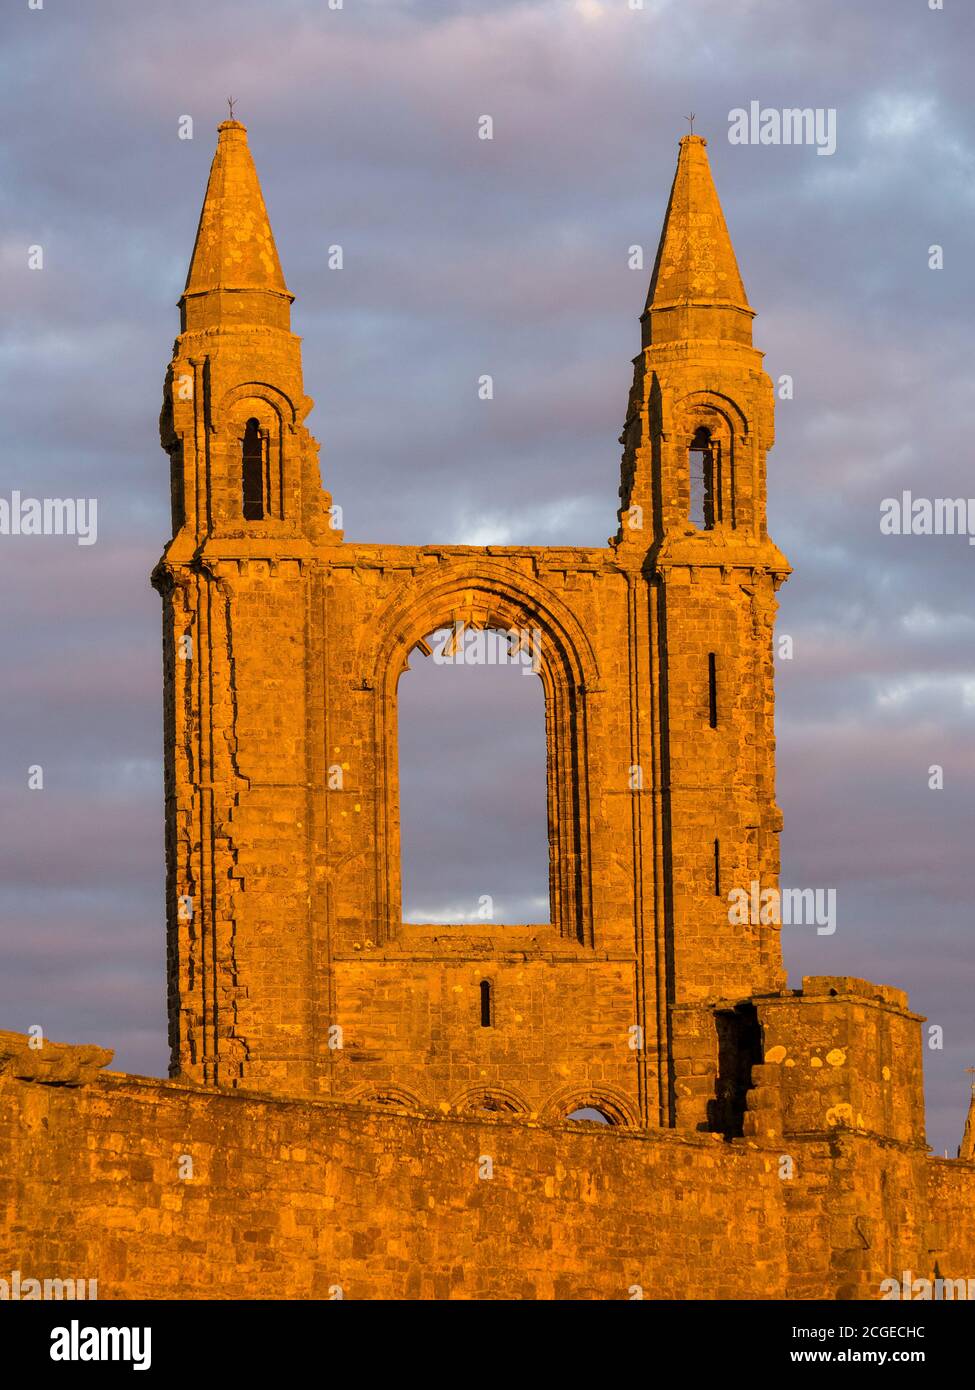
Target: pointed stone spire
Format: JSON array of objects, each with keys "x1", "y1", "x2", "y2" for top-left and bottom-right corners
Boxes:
[
  {"x1": 180, "y1": 120, "x2": 293, "y2": 332},
  {"x1": 960, "y1": 1072, "x2": 975, "y2": 1159},
  {"x1": 643, "y1": 135, "x2": 754, "y2": 347}
]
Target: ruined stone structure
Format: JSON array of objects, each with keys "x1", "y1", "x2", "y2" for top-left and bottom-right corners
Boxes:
[
  {"x1": 152, "y1": 124, "x2": 791, "y2": 1124},
  {"x1": 1, "y1": 125, "x2": 972, "y2": 1301}
]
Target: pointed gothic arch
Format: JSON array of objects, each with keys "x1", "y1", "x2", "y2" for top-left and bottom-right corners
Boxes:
[{"x1": 363, "y1": 561, "x2": 600, "y2": 946}]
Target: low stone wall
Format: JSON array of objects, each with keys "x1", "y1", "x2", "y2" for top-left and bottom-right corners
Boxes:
[{"x1": 0, "y1": 1031, "x2": 971, "y2": 1301}]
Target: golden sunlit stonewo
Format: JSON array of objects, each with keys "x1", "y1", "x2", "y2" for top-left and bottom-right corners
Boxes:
[
  {"x1": 0, "y1": 125, "x2": 972, "y2": 1301},
  {"x1": 185, "y1": 121, "x2": 289, "y2": 299},
  {"x1": 153, "y1": 126, "x2": 793, "y2": 1119}
]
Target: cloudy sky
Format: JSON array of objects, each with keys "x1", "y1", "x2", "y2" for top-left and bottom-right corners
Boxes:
[{"x1": 1, "y1": 0, "x2": 973, "y2": 1152}]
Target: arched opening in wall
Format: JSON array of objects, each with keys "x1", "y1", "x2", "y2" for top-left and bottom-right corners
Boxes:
[
  {"x1": 350, "y1": 1086, "x2": 425, "y2": 1111},
  {"x1": 398, "y1": 625, "x2": 550, "y2": 926},
  {"x1": 551, "y1": 1089, "x2": 636, "y2": 1126},
  {"x1": 688, "y1": 426, "x2": 717, "y2": 530},
  {"x1": 241, "y1": 417, "x2": 265, "y2": 520},
  {"x1": 453, "y1": 1088, "x2": 528, "y2": 1117}
]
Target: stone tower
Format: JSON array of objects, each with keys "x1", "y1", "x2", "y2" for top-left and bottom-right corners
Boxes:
[
  {"x1": 154, "y1": 126, "x2": 790, "y2": 1128},
  {"x1": 616, "y1": 133, "x2": 791, "y2": 1127}
]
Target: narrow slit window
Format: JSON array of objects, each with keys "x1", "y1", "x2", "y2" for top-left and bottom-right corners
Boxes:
[
  {"x1": 479, "y1": 980, "x2": 493, "y2": 1028},
  {"x1": 688, "y1": 427, "x2": 717, "y2": 530},
  {"x1": 242, "y1": 418, "x2": 265, "y2": 520},
  {"x1": 708, "y1": 652, "x2": 718, "y2": 728},
  {"x1": 714, "y1": 838, "x2": 721, "y2": 897}
]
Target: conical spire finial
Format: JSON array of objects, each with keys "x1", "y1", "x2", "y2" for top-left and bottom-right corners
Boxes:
[
  {"x1": 961, "y1": 1069, "x2": 975, "y2": 1159},
  {"x1": 643, "y1": 134, "x2": 753, "y2": 345},
  {"x1": 181, "y1": 119, "x2": 291, "y2": 329}
]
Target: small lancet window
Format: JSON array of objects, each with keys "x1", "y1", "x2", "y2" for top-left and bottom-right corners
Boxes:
[
  {"x1": 479, "y1": 980, "x2": 493, "y2": 1028},
  {"x1": 713, "y1": 837, "x2": 721, "y2": 897},
  {"x1": 689, "y1": 427, "x2": 718, "y2": 530},
  {"x1": 242, "y1": 418, "x2": 265, "y2": 521},
  {"x1": 708, "y1": 652, "x2": 718, "y2": 728}
]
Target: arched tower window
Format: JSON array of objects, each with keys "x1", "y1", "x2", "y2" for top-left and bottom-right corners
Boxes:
[
  {"x1": 241, "y1": 417, "x2": 265, "y2": 520},
  {"x1": 689, "y1": 426, "x2": 718, "y2": 530},
  {"x1": 479, "y1": 980, "x2": 493, "y2": 1028}
]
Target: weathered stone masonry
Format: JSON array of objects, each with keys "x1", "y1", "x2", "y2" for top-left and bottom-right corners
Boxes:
[
  {"x1": 1, "y1": 125, "x2": 972, "y2": 1300},
  {"x1": 151, "y1": 125, "x2": 793, "y2": 1122},
  {"x1": 1, "y1": 1024, "x2": 973, "y2": 1301}
]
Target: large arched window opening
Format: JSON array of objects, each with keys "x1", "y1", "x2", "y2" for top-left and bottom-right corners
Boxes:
[{"x1": 397, "y1": 624, "x2": 551, "y2": 927}]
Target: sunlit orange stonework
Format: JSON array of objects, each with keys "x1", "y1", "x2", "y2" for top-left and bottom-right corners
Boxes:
[
  {"x1": 0, "y1": 125, "x2": 972, "y2": 1300},
  {"x1": 154, "y1": 125, "x2": 792, "y2": 1120}
]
